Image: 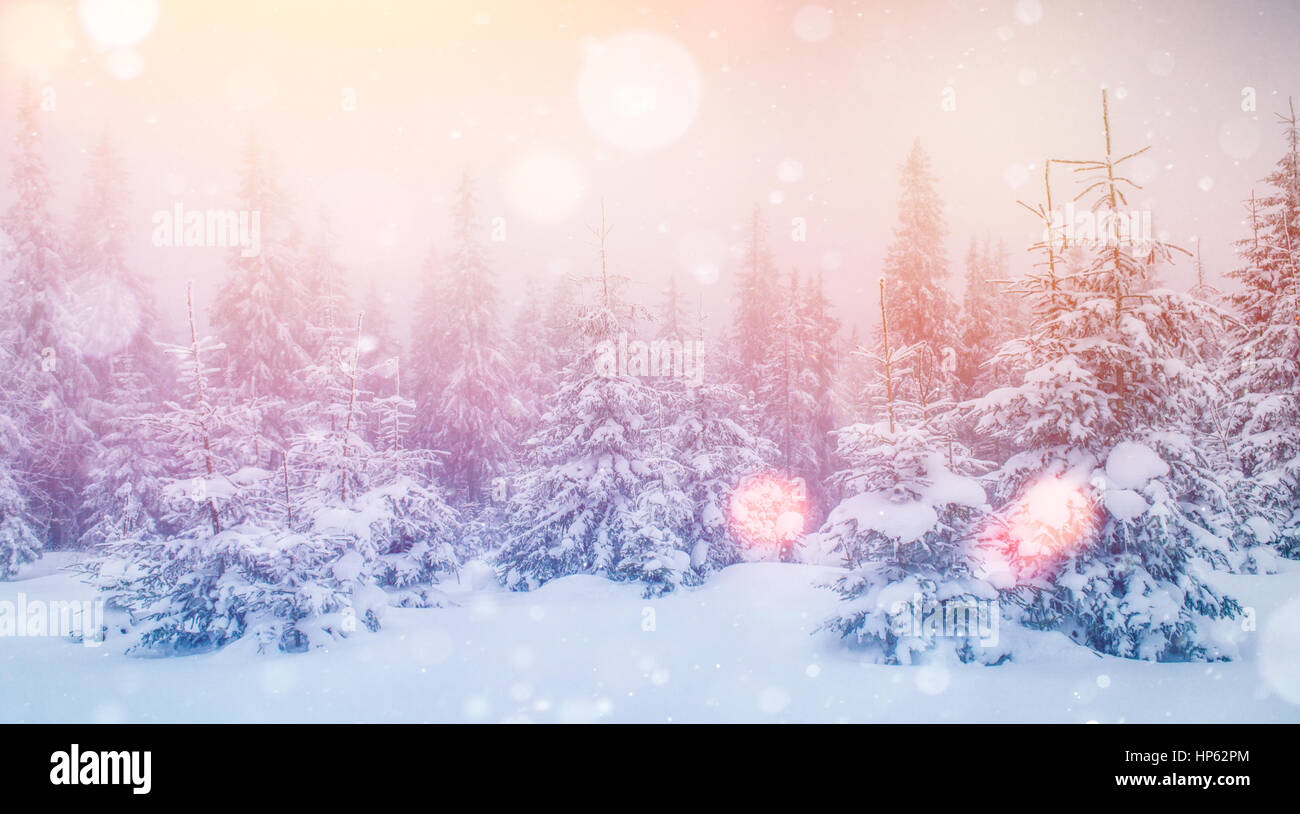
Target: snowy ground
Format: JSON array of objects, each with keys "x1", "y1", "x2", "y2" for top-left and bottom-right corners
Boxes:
[{"x1": 3, "y1": 553, "x2": 1299, "y2": 723}]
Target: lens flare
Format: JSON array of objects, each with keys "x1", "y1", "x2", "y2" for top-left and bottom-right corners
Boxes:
[
  {"x1": 993, "y1": 477, "x2": 1099, "y2": 561},
  {"x1": 728, "y1": 473, "x2": 808, "y2": 554},
  {"x1": 577, "y1": 32, "x2": 701, "y2": 153},
  {"x1": 79, "y1": 0, "x2": 159, "y2": 49},
  {"x1": 974, "y1": 476, "x2": 1100, "y2": 585}
]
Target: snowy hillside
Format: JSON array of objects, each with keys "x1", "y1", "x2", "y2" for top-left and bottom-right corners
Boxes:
[{"x1": 3, "y1": 553, "x2": 1298, "y2": 724}]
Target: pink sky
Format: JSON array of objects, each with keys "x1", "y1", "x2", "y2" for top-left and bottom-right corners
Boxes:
[{"x1": 3, "y1": 0, "x2": 1298, "y2": 341}]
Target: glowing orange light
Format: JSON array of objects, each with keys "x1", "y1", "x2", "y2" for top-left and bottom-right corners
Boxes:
[
  {"x1": 992, "y1": 477, "x2": 1099, "y2": 562},
  {"x1": 728, "y1": 473, "x2": 808, "y2": 555}
]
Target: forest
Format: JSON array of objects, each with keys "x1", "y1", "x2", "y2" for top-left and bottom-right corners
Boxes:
[{"x1": 2, "y1": 84, "x2": 1298, "y2": 667}]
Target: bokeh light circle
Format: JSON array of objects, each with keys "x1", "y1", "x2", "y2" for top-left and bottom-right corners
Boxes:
[
  {"x1": 79, "y1": 0, "x2": 159, "y2": 49},
  {"x1": 729, "y1": 472, "x2": 809, "y2": 553},
  {"x1": 577, "y1": 32, "x2": 701, "y2": 153}
]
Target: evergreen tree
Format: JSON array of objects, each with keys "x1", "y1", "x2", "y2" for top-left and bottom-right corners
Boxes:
[
  {"x1": 881, "y1": 140, "x2": 959, "y2": 357},
  {"x1": 498, "y1": 209, "x2": 693, "y2": 595},
  {"x1": 0, "y1": 388, "x2": 41, "y2": 578},
  {"x1": 510, "y1": 274, "x2": 556, "y2": 440},
  {"x1": 971, "y1": 91, "x2": 1240, "y2": 661},
  {"x1": 666, "y1": 379, "x2": 777, "y2": 576},
  {"x1": 72, "y1": 133, "x2": 172, "y2": 548},
  {"x1": 0, "y1": 87, "x2": 96, "y2": 549},
  {"x1": 1223, "y1": 102, "x2": 1300, "y2": 559},
  {"x1": 728, "y1": 204, "x2": 779, "y2": 405},
  {"x1": 78, "y1": 355, "x2": 170, "y2": 548},
  {"x1": 818, "y1": 281, "x2": 1003, "y2": 664},
  {"x1": 209, "y1": 137, "x2": 311, "y2": 468},
  {"x1": 756, "y1": 270, "x2": 819, "y2": 492},
  {"x1": 408, "y1": 246, "x2": 450, "y2": 456},
  {"x1": 798, "y1": 270, "x2": 841, "y2": 493},
  {"x1": 428, "y1": 172, "x2": 520, "y2": 501},
  {"x1": 957, "y1": 236, "x2": 1016, "y2": 400}
]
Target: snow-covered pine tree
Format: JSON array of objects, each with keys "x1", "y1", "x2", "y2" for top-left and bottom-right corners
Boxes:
[
  {"x1": 365, "y1": 356, "x2": 460, "y2": 604},
  {"x1": 288, "y1": 316, "x2": 460, "y2": 608},
  {"x1": 957, "y1": 236, "x2": 1017, "y2": 401},
  {"x1": 666, "y1": 377, "x2": 777, "y2": 577},
  {"x1": 972, "y1": 91, "x2": 1241, "y2": 661},
  {"x1": 509, "y1": 274, "x2": 554, "y2": 438},
  {"x1": 72, "y1": 133, "x2": 172, "y2": 549},
  {"x1": 798, "y1": 270, "x2": 841, "y2": 495},
  {"x1": 838, "y1": 323, "x2": 874, "y2": 425},
  {"x1": 544, "y1": 270, "x2": 583, "y2": 370},
  {"x1": 70, "y1": 132, "x2": 172, "y2": 391},
  {"x1": 0, "y1": 87, "x2": 96, "y2": 550},
  {"x1": 88, "y1": 290, "x2": 416, "y2": 653},
  {"x1": 728, "y1": 204, "x2": 780, "y2": 412},
  {"x1": 209, "y1": 136, "x2": 311, "y2": 469},
  {"x1": 288, "y1": 311, "x2": 372, "y2": 507},
  {"x1": 78, "y1": 354, "x2": 170, "y2": 549},
  {"x1": 408, "y1": 242, "x2": 451, "y2": 460},
  {"x1": 752, "y1": 268, "x2": 838, "y2": 535},
  {"x1": 498, "y1": 206, "x2": 693, "y2": 596},
  {"x1": 881, "y1": 140, "x2": 959, "y2": 359},
  {"x1": 654, "y1": 291, "x2": 777, "y2": 576},
  {"x1": 300, "y1": 209, "x2": 352, "y2": 364},
  {"x1": 419, "y1": 173, "x2": 520, "y2": 503},
  {"x1": 818, "y1": 280, "x2": 1003, "y2": 664},
  {"x1": 1223, "y1": 101, "x2": 1300, "y2": 559},
  {"x1": 656, "y1": 270, "x2": 689, "y2": 341},
  {"x1": 0, "y1": 387, "x2": 41, "y2": 578},
  {"x1": 148, "y1": 283, "x2": 253, "y2": 534}
]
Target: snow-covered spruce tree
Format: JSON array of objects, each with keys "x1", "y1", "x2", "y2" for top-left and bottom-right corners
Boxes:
[
  {"x1": 499, "y1": 210, "x2": 693, "y2": 596},
  {"x1": 0, "y1": 88, "x2": 97, "y2": 550},
  {"x1": 656, "y1": 270, "x2": 690, "y2": 341},
  {"x1": 755, "y1": 268, "x2": 838, "y2": 524},
  {"x1": 78, "y1": 355, "x2": 171, "y2": 549},
  {"x1": 83, "y1": 286, "x2": 372, "y2": 654},
  {"x1": 288, "y1": 312, "x2": 372, "y2": 507},
  {"x1": 509, "y1": 274, "x2": 556, "y2": 438},
  {"x1": 299, "y1": 209, "x2": 352, "y2": 364},
  {"x1": 1177, "y1": 241, "x2": 1247, "y2": 563},
  {"x1": 837, "y1": 323, "x2": 873, "y2": 424},
  {"x1": 0, "y1": 397, "x2": 41, "y2": 579},
  {"x1": 727, "y1": 204, "x2": 781, "y2": 419},
  {"x1": 756, "y1": 270, "x2": 813, "y2": 471},
  {"x1": 818, "y1": 281, "x2": 1004, "y2": 664},
  {"x1": 957, "y1": 237, "x2": 1018, "y2": 401},
  {"x1": 72, "y1": 133, "x2": 173, "y2": 548},
  {"x1": 364, "y1": 357, "x2": 460, "y2": 600},
  {"x1": 1221, "y1": 102, "x2": 1300, "y2": 559},
  {"x1": 70, "y1": 132, "x2": 172, "y2": 393},
  {"x1": 798, "y1": 271, "x2": 841, "y2": 492},
  {"x1": 209, "y1": 136, "x2": 311, "y2": 469},
  {"x1": 881, "y1": 140, "x2": 959, "y2": 358},
  {"x1": 543, "y1": 270, "x2": 583, "y2": 375},
  {"x1": 971, "y1": 91, "x2": 1240, "y2": 661},
  {"x1": 429, "y1": 172, "x2": 520, "y2": 502},
  {"x1": 288, "y1": 307, "x2": 458, "y2": 581},
  {"x1": 665, "y1": 379, "x2": 777, "y2": 577}
]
